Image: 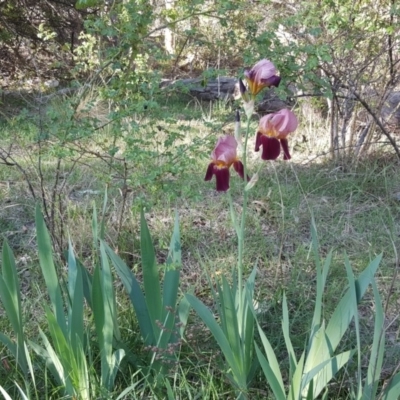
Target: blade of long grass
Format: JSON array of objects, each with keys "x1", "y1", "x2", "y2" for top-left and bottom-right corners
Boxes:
[
  {"x1": 381, "y1": 372, "x2": 400, "y2": 399},
  {"x1": 25, "y1": 340, "x2": 36, "y2": 388},
  {"x1": 0, "y1": 279, "x2": 20, "y2": 340},
  {"x1": 282, "y1": 293, "x2": 297, "y2": 379},
  {"x1": 99, "y1": 241, "x2": 120, "y2": 341},
  {"x1": 303, "y1": 323, "x2": 331, "y2": 376},
  {"x1": 108, "y1": 348, "x2": 125, "y2": 389},
  {"x1": 303, "y1": 350, "x2": 354, "y2": 397},
  {"x1": 100, "y1": 186, "x2": 108, "y2": 240},
  {"x1": 104, "y1": 242, "x2": 154, "y2": 345},
  {"x1": 242, "y1": 304, "x2": 255, "y2": 382},
  {"x1": 220, "y1": 277, "x2": 241, "y2": 368},
  {"x1": 45, "y1": 308, "x2": 79, "y2": 383},
  {"x1": 94, "y1": 244, "x2": 124, "y2": 390},
  {"x1": 2, "y1": 241, "x2": 22, "y2": 314},
  {"x1": 68, "y1": 236, "x2": 78, "y2": 308},
  {"x1": 0, "y1": 279, "x2": 28, "y2": 374},
  {"x1": 255, "y1": 344, "x2": 285, "y2": 399},
  {"x1": 92, "y1": 202, "x2": 99, "y2": 251},
  {"x1": 242, "y1": 268, "x2": 257, "y2": 379},
  {"x1": 30, "y1": 330, "x2": 72, "y2": 395},
  {"x1": 186, "y1": 294, "x2": 242, "y2": 383},
  {"x1": 178, "y1": 290, "x2": 191, "y2": 337},
  {"x1": 0, "y1": 332, "x2": 17, "y2": 361},
  {"x1": 362, "y1": 279, "x2": 385, "y2": 399},
  {"x1": 344, "y1": 254, "x2": 362, "y2": 399},
  {"x1": 159, "y1": 216, "x2": 182, "y2": 348},
  {"x1": 14, "y1": 381, "x2": 30, "y2": 400},
  {"x1": 115, "y1": 374, "x2": 142, "y2": 400},
  {"x1": 0, "y1": 385, "x2": 13, "y2": 400},
  {"x1": 68, "y1": 238, "x2": 84, "y2": 352},
  {"x1": 288, "y1": 351, "x2": 305, "y2": 400},
  {"x1": 310, "y1": 219, "x2": 333, "y2": 342},
  {"x1": 166, "y1": 210, "x2": 181, "y2": 267},
  {"x1": 140, "y1": 209, "x2": 162, "y2": 334},
  {"x1": 0, "y1": 241, "x2": 28, "y2": 375},
  {"x1": 309, "y1": 255, "x2": 382, "y2": 399},
  {"x1": 161, "y1": 210, "x2": 182, "y2": 344},
  {"x1": 310, "y1": 246, "x2": 332, "y2": 343},
  {"x1": 35, "y1": 205, "x2": 67, "y2": 335},
  {"x1": 92, "y1": 264, "x2": 110, "y2": 388},
  {"x1": 159, "y1": 269, "x2": 180, "y2": 350},
  {"x1": 78, "y1": 257, "x2": 93, "y2": 309},
  {"x1": 325, "y1": 254, "x2": 381, "y2": 352},
  {"x1": 73, "y1": 338, "x2": 90, "y2": 400},
  {"x1": 254, "y1": 323, "x2": 285, "y2": 399},
  {"x1": 165, "y1": 379, "x2": 175, "y2": 400},
  {"x1": 310, "y1": 216, "x2": 321, "y2": 272}
]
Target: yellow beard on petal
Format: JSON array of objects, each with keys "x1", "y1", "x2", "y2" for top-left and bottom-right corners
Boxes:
[
  {"x1": 214, "y1": 161, "x2": 229, "y2": 169},
  {"x1": 261, "y1": 126, "x2": 287, "y2": 140}
]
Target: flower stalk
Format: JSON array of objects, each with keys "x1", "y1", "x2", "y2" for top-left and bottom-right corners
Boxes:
[
  {"x1": 236, "y1": 114, "x2": 252, "y2": 301},
  {"x1": 196, "y1": 59, "x2": 299, "y2": 397}
]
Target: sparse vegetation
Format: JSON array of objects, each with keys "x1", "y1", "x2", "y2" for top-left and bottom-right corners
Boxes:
[{"x1": 1, "y1": 0, "x2": 400, "y2": 398}]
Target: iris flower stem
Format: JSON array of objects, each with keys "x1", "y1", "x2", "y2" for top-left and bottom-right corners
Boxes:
[
  {"x1": 237, "y1": 115, "x2": 252, "y2": 308},
  {"x1": 227, "y1": 191, "x2": 240, "y2": 239}
]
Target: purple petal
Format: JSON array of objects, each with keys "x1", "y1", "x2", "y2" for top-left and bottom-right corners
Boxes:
[
  {"x1": 255, "y1": 131, "x2": 262, "y2": 152},
  {"x1": 280, "y1": 138, "x2": 291, "y2": 160},
  {"x1": 233, "y1": 160, "x2": 244, "y2": 179},
  {"x1": 260, "y1": 136, "x2": 281, "y2": 160},
  {"x1": 262, "y1": 75, "x2": 281, "y2": 88},
  {"x1": 239, "y1": 79, "x2": 247, "y2": 96},
  {"x1": 212, "y1": 135, "x2": 237, "y2": 164},
  {"x1": 214, "y1": 167, "x2": 230, "y2": 191},
  {"x1": 244, "y1": 70, "x2": 252, "y2": 80},
  {"x1": 273, "y1": 109, "x2": 298, "y2": 135},
  {"x1": 205, "y1": 163, "x2": 214, "y2": 181}
]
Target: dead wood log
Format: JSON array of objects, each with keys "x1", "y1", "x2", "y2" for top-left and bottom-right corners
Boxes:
[{"x1": 160, "y1": 76, "x2": 290, "y2": 113}]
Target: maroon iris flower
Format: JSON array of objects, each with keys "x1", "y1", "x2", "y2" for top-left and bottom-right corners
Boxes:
[
  {"x1": 255, "y1": 109, "x2": 298, "y2": 160},
  {"x1": 244, "y1": 59, "x2": 281, "y2": 96},
  {"x1": 205, "y1": 135, "x2": 245, "y2": 191}
]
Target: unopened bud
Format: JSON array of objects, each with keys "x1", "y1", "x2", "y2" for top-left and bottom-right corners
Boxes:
[
  {"x1": 234, "y1": 109, "x2": 242, "y2": 150},
  {"x1": 243, "y1": 100, "x2": 255, "y2": 119},
  {"x1": 245, "y1": 173, "x2": 259, "y2": 191}
]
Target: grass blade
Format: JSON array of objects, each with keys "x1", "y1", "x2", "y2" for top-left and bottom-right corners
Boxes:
[
  {"x1": 100, "y1": 186, "x2": 108, "y2": 240},
  {"x1": 68, "y1": 238, "x2": 84, "y2": 352},
  {"x1": 242, "y1": 268, "x2": 257, "y2": 379},
  {"x1": 92, "y1": 264, "x2": 111, "y2": 388},
  {"x1": 362, "y1": 279, "x2": 385, "y2": 399},
  {"x1": 35, "y1": 204, "x2": 67, "y2": 335},
  {"x1": 45, "y1": 308, "x2": 79, "y2": 389},
  {"x1": 186, "y1": 293, "x2": 241, "y2": 383},
  {"x1": 345, "y1": 254, "x2": 362, "y2": 398},
  {"x1": 161, "y1": 211, "x2": 182, "y2": 339},
  {"x1": 303, "y1": 350, "x2": 354, "y2": 397},
  {"x1": 255, "y1": 344, "x2": 285, "y2": 400},
  {"x1": 382, "y1": 372, "x2": 400, "y2": 399},
  {"x1": 325, "y1": 254, "x2": 382, "y2": 352},
  {"x1": 30, "y1": 330, "x2": 70, "y2": 394},
  {"x1": 99, "y1": 240, "x2": 120, "y2": 341},
  {"x1": 220, "y1": 277, "x2": 241, "y2": 368},
  {"x1": 0, "y1": 240, "x2": 28, "y2": 375},
  {"x1": 178, "y1": 291, "x2": 191, "y2": 337},
  {"x1": 141, "y1": 209, "x2": 162, "y2": 334},
  {"x1": 0, "y1": 385, "x2": 13, "y2": 400},
  {"x1": 282, "y1": 293, "x2": 297, "y2": 378},
  {"x1": 255, "y1": 324, "x2": 285, "y2": 399},
  {"x1": 288, "y1": 351, "x2": 305, "y2": 400},
  {"x1": 104, "y1": 242, "x2": 154, "y2": 345}
]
